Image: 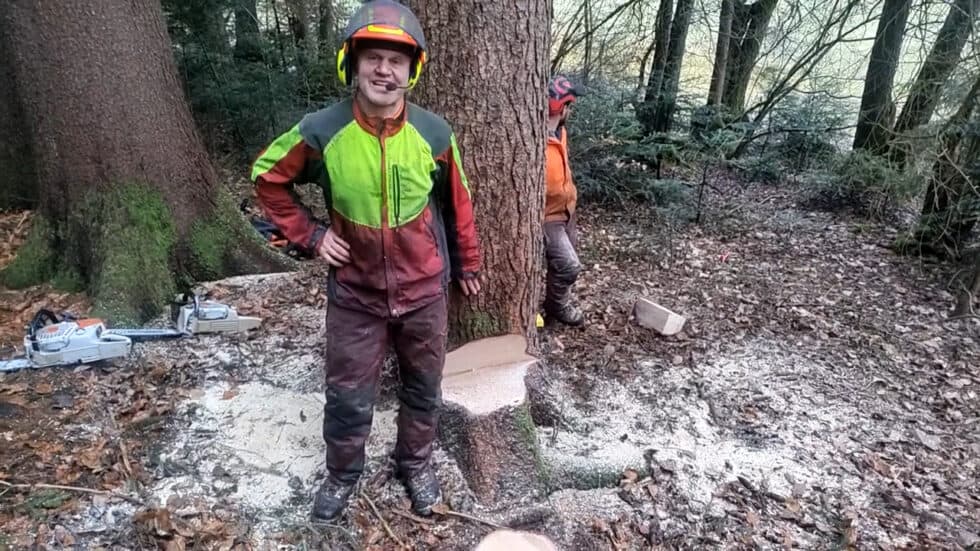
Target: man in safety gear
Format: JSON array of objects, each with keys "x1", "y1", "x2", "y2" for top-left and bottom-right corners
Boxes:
[
  {"x1": 543, "y1": 75, "x2": 583, "y2": 326},
  {"x1": 250, "y1": 0, "x2": 482, "y2": 522}
]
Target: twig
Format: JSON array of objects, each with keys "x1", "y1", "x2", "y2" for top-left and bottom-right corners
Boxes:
[
  {"x1": 119, "y1": 441, "x2": 133, "y2": 479},
  {"x1": 434, "y1": 505, "x2": 504, "y2": 530},
  {"x1": 388, "y1": 507, "x2": 436, "y2": 525},
  {"x1": 14, "y1": 211, "x2": 30, "y2": 234},
  {"x1": 360, "y1": 492, "x2": 405, "y2": 549},
  {"x1": 0, "y1": 480, "x2": 143, "y2": 505}
]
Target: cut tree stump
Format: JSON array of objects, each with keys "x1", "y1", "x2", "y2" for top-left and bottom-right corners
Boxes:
[
  {"x1": 633, "y1": 297, "x2": 687, "y2": 335},
  {"x1": 439, "y1": 334, "x2": 546, "y2": 503}
]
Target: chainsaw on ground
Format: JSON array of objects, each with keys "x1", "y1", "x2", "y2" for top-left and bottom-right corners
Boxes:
[{"x1": 0, "y1": 294, "x2": 262, "y2": 373}]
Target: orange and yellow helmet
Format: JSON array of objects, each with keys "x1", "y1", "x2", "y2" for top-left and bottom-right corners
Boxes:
[{"x1": 336, "y1": 1, "x2": 428, "y2": 89}]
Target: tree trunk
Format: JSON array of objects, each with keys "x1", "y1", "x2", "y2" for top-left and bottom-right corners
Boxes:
[
  {"x1": 285, "y1": 0, "x2": 313, "y2": 76},
  {"x1": 0, "y1": 25, "x2": 37, "y2": 209},
  {"x1": 638, "y1": 0, "x2": 674, "y2": 131},
  {"x1": 0, "y1": 0, "x2": 288, "y2": 322},
  {"x1": 316, "y1": 0, "x2": 341, "y2": 93},
  {"x1": 904, "y1": 74, "x2": 980, "y2": 257},
  {"x1": 890, "y1": 0, "x2": 978, "y2": 161},
  {"x1": 651, "y1": 0, "x2": 695, "y2": 132},
  {"x1": 582, "y1": 0, "x2": 593, "y2": 85},
  {"x1": 408, "y1": 0, "x2": 546, "y2": 345},
  {"x1": 721, "y1": 0, "x2": 779, "y2": 114},
  {"x1": 707, "y1": 0, "x2": 735, "y2": 107},
  {"x1": 234, "y1": 0, "x2": 263, "y2": 61},
  {"x1": 408, "y1": 0, "x2": 548, "y2": 503},
  {"x1": 853, "y1": 0, "x2": 912, "y2": 153}
]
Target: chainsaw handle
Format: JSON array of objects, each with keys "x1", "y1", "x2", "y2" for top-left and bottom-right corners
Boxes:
[{"x1": 27, "y1": 309, "x2": 61, "y2": 351}]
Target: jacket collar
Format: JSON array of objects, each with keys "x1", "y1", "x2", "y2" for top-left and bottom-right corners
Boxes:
[{"x1": 353, "y1": 94, "x2": 407, "y2": 138}]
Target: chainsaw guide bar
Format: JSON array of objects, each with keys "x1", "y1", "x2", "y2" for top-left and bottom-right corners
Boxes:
[{"x1": 0, "y1": 294, "x2": 262, "y2": 373}]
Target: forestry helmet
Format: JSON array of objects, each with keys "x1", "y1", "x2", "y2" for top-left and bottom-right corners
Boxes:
[
  {"x1": 336, "y1": 0, "x2": 428, "y2": 89},
  {"x1": 548, "y1": 75, "x2": 580, "y2": 116}
]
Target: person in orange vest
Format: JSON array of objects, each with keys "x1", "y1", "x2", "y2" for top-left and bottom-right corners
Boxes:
[{"x1": 543, "y1": 75, "x2": 584, "y2": 326}]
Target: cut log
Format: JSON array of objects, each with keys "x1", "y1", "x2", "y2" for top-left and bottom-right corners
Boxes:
[
  {"x1": 439, "y1": 335, "x2": 546, "y2": 502},
  {"x1": 633, "y1": 298, "x2": 686, "y2": 335}
]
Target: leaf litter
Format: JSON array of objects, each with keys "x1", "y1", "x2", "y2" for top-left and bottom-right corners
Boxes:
[{"x1": 0, "y1": 176, "x2": 978, "y2": 549}]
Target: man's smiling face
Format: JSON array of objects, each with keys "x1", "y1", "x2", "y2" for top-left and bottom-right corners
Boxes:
[{"x1": 355, "y1": 45, "x2": 412, "y2": 111}]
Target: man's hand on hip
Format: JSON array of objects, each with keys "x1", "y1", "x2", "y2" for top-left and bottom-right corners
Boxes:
[
  {"x1": 316, "y1": 227, "x2": 351, "y2": 267},
  {"x1": 458, "y1": 277, "x2": 481, "y2": 296}
]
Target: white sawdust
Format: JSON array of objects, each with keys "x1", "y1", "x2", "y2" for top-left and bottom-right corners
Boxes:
[
  {"x1": 149, "y1": 380, "x2": 397, "y2": 524},
  {"x1": 541, "y1": 338, "x2": 872, "y2": 513}
]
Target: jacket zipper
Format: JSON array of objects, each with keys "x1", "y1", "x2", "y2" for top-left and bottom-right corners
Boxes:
[{"x1": 377, "y1": 121, "x2": 397, "y2": 317}]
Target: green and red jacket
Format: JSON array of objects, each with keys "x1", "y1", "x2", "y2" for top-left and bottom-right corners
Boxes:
[{"x1": 251, "y1": 97, "x2": 481, "y2": 317}]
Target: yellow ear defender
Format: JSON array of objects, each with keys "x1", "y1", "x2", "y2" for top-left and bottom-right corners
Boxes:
[{"x1": 336, "y1": 40, "x2": 426, "y2": 89}]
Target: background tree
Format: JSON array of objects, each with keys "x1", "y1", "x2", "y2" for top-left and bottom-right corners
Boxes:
[
  {"x1": 707, "y1": 0, "x2": 735, "y2": 107},
  {"x1": 890, "y1": 0, "x2": 978, "y2": 163},
  {"x1": 0, "y1": 0, "x2": 286, "y2": 322},
  {"x1": 721, "y1": 0, "x2": 779, "y2": 114},
  {"x1": 0, "y1": 26, "x2": 37, "y2": 210},
  {"x1": 853, "y1": 0, "x2": 912, "y2": 153},
  {"x1": 407, "y1": 0, "x2": 549, "y2": 344}
]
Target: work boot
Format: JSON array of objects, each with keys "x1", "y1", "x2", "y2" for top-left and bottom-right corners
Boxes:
[
  {"x1": 311, "y1": 475, "x2": 355, "y2": 522},
  {"x1": 545, "y1": 303, "x2": 584, "y2": 326},
  {"x1": 401, "y1": 465, "x2": 442, "y2": 516}
]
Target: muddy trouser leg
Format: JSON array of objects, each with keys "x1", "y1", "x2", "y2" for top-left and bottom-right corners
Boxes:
[
  {"x1": 544, "y1": 219, "x2": 582, "y2": 313},
  {"x1": 323, "y1": 301, "x2": 388, "y2": 484},
  {"x1": 391, "y1": 294, "x2": 448, "y2": 476}
]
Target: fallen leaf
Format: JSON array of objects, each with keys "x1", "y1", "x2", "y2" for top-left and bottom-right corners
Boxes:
[
  {"x1": 746, "y1": 509, "x2": 760, "y2": 529},
  {"x1": 785, "y1": 499, "x2": 801, "y2": 514},
  {"x1": 35, "y1": 382, "x2": 53, "y2": 395},
  {"x1": 163, "y1": 536, "x2": 187, "y2": 551},
  {"x1": 914, "y1": 428, "x2": 940, "y2": 451},
  {"x1": 222, "y1": 388, "x2": 239, "y2": 400}
]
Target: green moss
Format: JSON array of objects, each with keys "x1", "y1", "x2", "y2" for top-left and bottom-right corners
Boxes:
[
  {"x1": 188, "y1": 190, "x2": 237, "y2": 280},
  {"x1": 454, "y1": 310, "x2": 507, "y2": 344},
  {"x1": 84, "y1": 185, "x2": 178, "y2": 325},
  {"x1": 0, "y1": 216, "x2": 55, "y2": 288},
  {"x1": 514, "y1": 404, "x2": 550, "y2": 487},
  {"x1": 51, "y1": 268, "x2": 84, "y2": 292}
]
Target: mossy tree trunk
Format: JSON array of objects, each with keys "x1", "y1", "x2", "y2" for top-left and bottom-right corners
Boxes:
[
  {"x1": 0, "y1": 0, "x2": 289, "y2": 323},
  {"x1": 408, "y1": 0, "x2": 547, "y2": 347},
  {"x1": 902, "y1": 75, "x2": 980, "y2": 258}
]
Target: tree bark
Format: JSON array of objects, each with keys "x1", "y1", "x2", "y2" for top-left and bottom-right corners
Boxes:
[
  {"x1": 721, "y1": 0, "x2": 779, "y2": 114},
  {"x1": 707, "y1": 0, "x2": 735, "y2": 107},
  {"x1": 0, "y1": 24, "x2": 37, "y2": 209},
  {"x1": 0, "y1": 0, "x2": 288, "y2": 321},
  {"x1": 315, "y1": 0, "x2": 342, "y2": 96},
  {"x1": 234, "y1": 0, "x2": 263, "y2": 61},
  {"x1": 890, "y1": 0, "x2": 978, "y2": 161},
  {"x1": 407, "y1": 0, "x2": 547, "y2": 345},
  {"x1": 853, "y1": 0, "x2": 912, "y2": 153},
  {"x1": 638, "y1": 0, "x2": 674, "y2": 131},
  {"x1": 285, "y1": 0, "x2": 313, "y2": 75},
  {"x1": 651, "y1": 0, "x2": 695, "y2": 132},
  {"x1": 408, "y1": 0, "x2": 548, "y2": 504}
]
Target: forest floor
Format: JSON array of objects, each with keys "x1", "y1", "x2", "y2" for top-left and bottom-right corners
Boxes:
[{"x1": 0, "y1": 172, "x2": 978, "y2": 550}]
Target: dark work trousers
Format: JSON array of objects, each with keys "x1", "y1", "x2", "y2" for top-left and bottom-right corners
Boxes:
[
  {"x1": 544, "y1": 216, "x2": 582, "y2": 313},
  {"x1": 322, "y1": 294, "x2": 447, "y2": 483}
]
